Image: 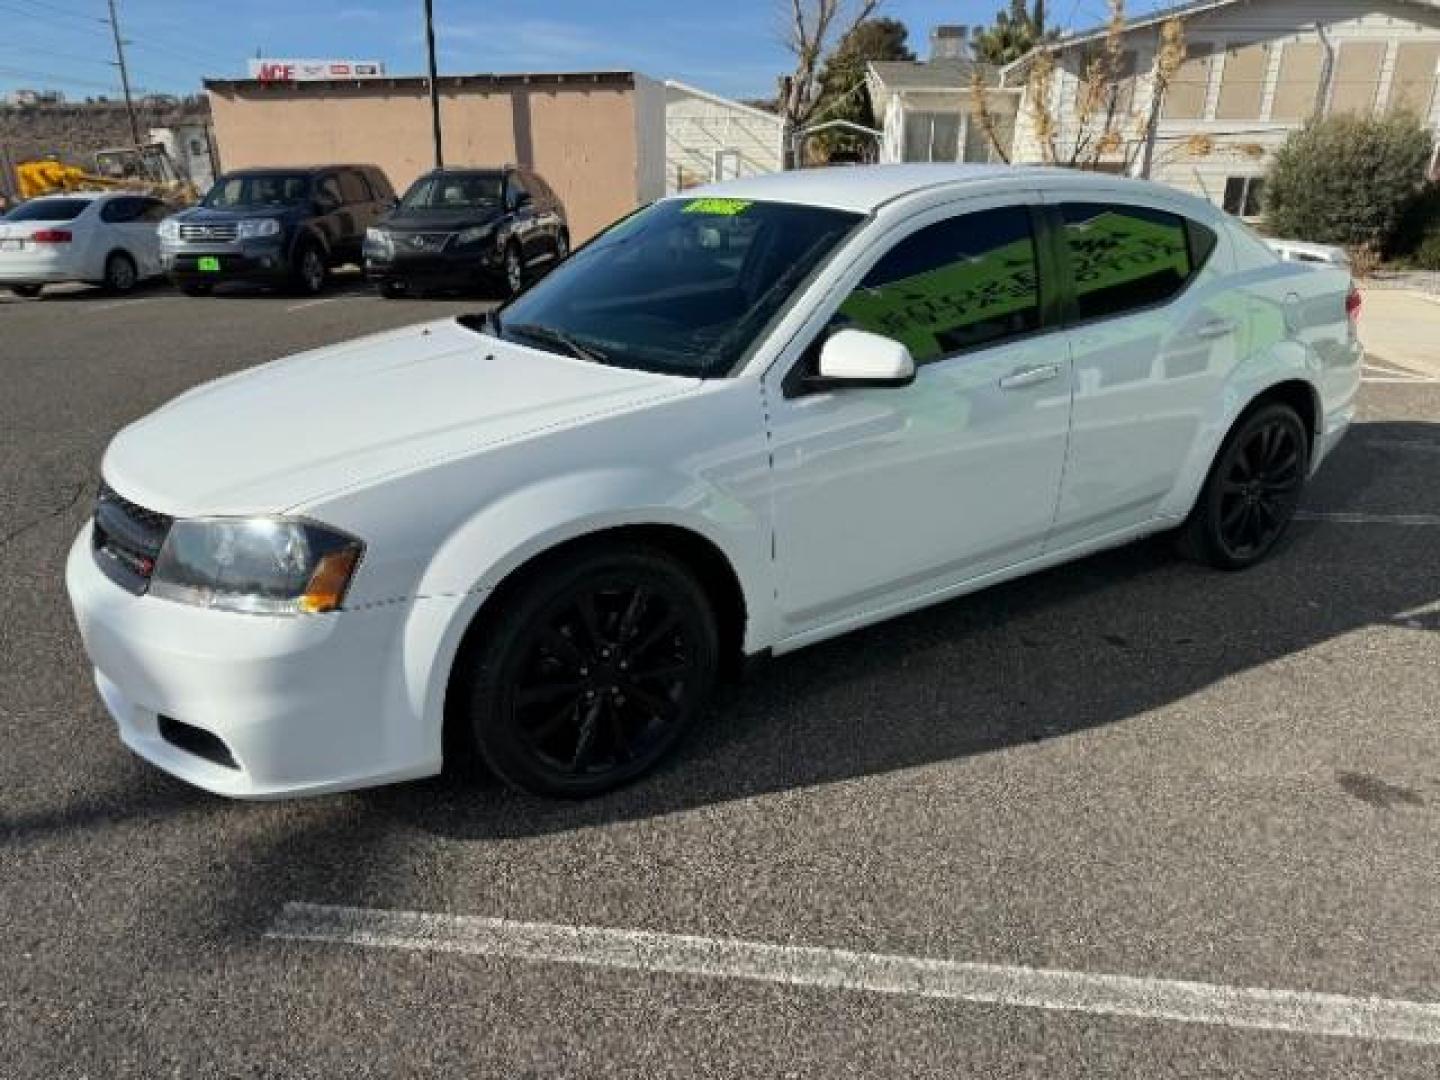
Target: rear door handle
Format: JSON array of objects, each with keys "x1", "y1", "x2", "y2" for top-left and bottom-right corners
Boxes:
[
  {"x1": 998, "y1": 363, "x2": 1062, "y2": 390},
  {"x1": 1194, "y1": 317, "x2": 1236, "y2": 339}
]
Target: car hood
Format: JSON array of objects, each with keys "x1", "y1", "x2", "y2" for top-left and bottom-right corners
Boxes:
[
  {"x1": 384, "y1": 208, "x2": 502, "y2": 232},
  {"x1": 103, "y1": 318, "x2": 698, "y2": 516}
]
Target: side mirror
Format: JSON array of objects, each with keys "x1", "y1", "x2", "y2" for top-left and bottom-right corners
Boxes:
[{"x1": 806, "y1": 329, "x2": 916, "y2": 392}]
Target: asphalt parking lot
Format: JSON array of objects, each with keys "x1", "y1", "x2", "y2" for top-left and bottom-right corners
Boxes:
[{"x1": 3, "y1": 274, "x2": 1440, "y2": 1078}]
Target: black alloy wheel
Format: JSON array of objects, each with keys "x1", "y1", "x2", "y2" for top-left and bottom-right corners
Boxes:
[
  {"x1": 1181, "y1": 402, "x2": 1309, "y2": 569},
  {"x1": 463, "y1": 545, "x2": 719, "y2": 798},
  {"x1": 103, "y1": 251, "x2": 137, "y2": 293},
  {"x1": 380, "y1": 279, "x2": 409, "y2": 299},
  {"x1": 503, "y1": 243, "x2": 524, "y2": 297},
  {"x1": 293, "y1": 244, "x2": 327, "y2": 295},
  {"x1": 10, "y1": 284, "x2": 42, "y2": 298},
  {"x1": 555, "y1": 230, "x2": 569, "y2": 260}
]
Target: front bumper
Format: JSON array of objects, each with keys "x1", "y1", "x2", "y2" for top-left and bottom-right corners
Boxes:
[
  {"x1": 65, "y1": 523, "x2": 461, "y2": 799},
  {"x1": 162, "y1": 239, "x2": 290, "y2": 284},
  {"x1": 365, "y1": 247, "x2": 502, "y2": 288}
]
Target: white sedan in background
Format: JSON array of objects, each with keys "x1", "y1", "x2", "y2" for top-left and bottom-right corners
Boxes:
[
  {"x1": 66, "y1": 166, "x2": 1362, "y2": 801},
  {"x1": 0, "y1": 191, "x2": 167, "y2": 297}
]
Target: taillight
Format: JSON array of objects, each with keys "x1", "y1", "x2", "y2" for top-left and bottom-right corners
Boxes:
[
  {"x1": 31, "y1": 229, "x2": 72, "y2": 243},
  {"x1": 1345, "y1": 284, "x2": 1362, "y2": 323}
]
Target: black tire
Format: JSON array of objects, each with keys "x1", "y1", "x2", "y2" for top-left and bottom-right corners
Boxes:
[
  {"x1": 102, "y1": 251, "x2": 138, "y2": 293},
  {"x1": 460, "y1": 544, "x2": 719, "y2": 798},
  {"x1": 554, "y1": 229, "x2": 569, "y2": 261},
  {"x1": 10, "y1": 284, "x2": 42, "y2": 298},
  {"x1": 1178, "y1": 402, "x2": 1310, "y2": 570},
  {"x1": 291, "y1": 242, "x2": 328, "y2": 296},
  {"x1": 379, "y1": 280, "x2": 409, "y2": 299},
  {"x1": 179, "y1": 282, "x2": 213, "y2": 297},
  {"x1": 502, "y1": 242, "x2": 525, "y2": 297}
]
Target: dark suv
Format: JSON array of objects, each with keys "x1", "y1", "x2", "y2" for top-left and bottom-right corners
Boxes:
[
  {"x1": 364, "y1": 165, "x2": 567, "y2": 298},
  {"x1": 159, "y1": 164, "x2": 396, "y2": 296}
]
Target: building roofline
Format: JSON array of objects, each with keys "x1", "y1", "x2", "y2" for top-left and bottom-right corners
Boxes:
[
  {"x1": 662, "y1": 79, "x2": 784, "y2": 125},
  {"x1": 204, "y1": 70, "x2": 639, "y2": 93}
]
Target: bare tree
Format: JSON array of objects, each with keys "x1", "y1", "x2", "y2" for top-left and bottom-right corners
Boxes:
[
  {"x1": 779, "y1": 0, "x2": 882, "y2": 135},
  {"x1": 968, "y1": 0, "x2": 1261, "y2": 174}
]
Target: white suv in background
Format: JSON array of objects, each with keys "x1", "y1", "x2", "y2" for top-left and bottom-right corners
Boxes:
[
  {"x1": 0, "y1": 192, "x2": 166, "y2": 298},
  {"x1": 66, "y1": 166, "x2": 1362, "y2": 801}
]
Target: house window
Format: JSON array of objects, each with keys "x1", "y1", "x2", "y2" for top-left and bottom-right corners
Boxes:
[
  {"x1": 1330, "y1": 41, "x2": 1385, "y2": 115},
  {"x1": 1164, "y1": 44, "x2": 1212, "y2": 120},
  {"x1": 1271, "y1": 41, "x2": 1323, "y2": 122},
  {"x1": 713, "y1": 149, "x2": 741, "y2": 181},
  {"x1": 903, "y1": 112, "x2": 960, "y2": 162},
  {"x1": 1223, "y1": 176, "x2": 1265, "y2": 217},
  {"x1": 1387, "y1": 42, "x2": 1440, "y2": 115},
  {"x1": 1216, "y1": 42, "x2": 1268, "y2": 120}
]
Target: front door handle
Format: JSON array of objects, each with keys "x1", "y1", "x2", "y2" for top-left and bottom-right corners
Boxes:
[
  {"x1": 1194, "y1": 317, "x2": 1236, "y2": 339},
  {"x1": 998, "y1": 363, "x2": 1062, "y2": 390}
]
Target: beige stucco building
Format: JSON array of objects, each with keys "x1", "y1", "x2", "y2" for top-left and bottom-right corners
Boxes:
[{"x1": 204, "y1": 71, "x2": 665, "y2": 242}]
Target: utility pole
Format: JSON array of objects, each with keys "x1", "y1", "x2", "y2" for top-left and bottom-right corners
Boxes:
[
  {"x1": 424, "y1": 0, "x2": 444, "y2": 168},
  {"x1": 105, "y1": 0, "x2": 141, "y2": 148}
]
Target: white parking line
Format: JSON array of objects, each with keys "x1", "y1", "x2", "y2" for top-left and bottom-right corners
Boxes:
[
  {"x1": 285, "y1": 293, "x2": 371, "y2": 313},
  {"x1": 1296, "y1": 510, "x2": 1440, "y2": 526},
  {"x1": 268, "y1": 903, "x2": 1440, "y2": 1045},
  {"x1": 1366, "y1": 437, "x2": 1440, "y2": 454},
  {"x1": 79, "y1": 295, "x2": 184, "y2": 315}
]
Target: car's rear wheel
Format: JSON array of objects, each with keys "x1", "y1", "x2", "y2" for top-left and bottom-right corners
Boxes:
[
  {"x1": 292, "y1": 243, "x2": 327, "y2": 296},
  {"x1": 461, "y1": 544, "x2": 719, "y2": 798},
  {"x1": 503, "y1": 243, "x2": 524, "y2": 297},
  {"x1": 103, "y1": 251, "x2": 138, "y2": 293},
  {"x1": 1179, "y1": 402, "x2": 1309, "y2": 570},
  {"x1": 10, "y1": 284, "x2": 42, "y2": 298}
]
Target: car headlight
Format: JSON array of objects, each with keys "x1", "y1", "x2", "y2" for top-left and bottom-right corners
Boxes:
[
  {"x1": 236, "y1": 218, "x2": 282, "y2": 240},
  {"x1": 364, "y1": 227, "x2": 393, "y2": 256},
  {"x1": 149, "y1": 518, "x2": 364, "y2": 616},
  {"x1": 456, "y1": 224, "x2": 495, "y2": 246},
  {"x1": 157, "y1": 218, "x2": 180, "y2": 240}
]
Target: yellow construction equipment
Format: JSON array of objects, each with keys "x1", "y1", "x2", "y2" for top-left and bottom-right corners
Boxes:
[{"x1": 15, "y1": 143, "x2": 198, "y2": 205}]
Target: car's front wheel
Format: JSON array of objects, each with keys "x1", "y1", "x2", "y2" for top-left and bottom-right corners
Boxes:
[
  {"x1": 103, "y1": 251, "x2": 138, "y2": 293},
  {"x1": 379, "y1": 280, "x2": 409, "y2": 299},
  {"x1": 460, "y1": 544, "x2": 719, "y2": 798},
  {"x1": 1179, "y1": 402, "x2": 1310, "y2": 570},
  {"x1": 9, "y1": 284, "x2": 42, "y2": 298},
  {"x1": 503, "y1": 243, "x2": 524, "y2": 297},
  {"x1": 292, "y1": 243, "x2": 328, "y2": 296}
]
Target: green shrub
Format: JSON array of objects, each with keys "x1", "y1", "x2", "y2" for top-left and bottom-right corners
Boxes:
[
  {"x1": 1264, "y1": 112, "x2": 1434, "y2": 250},
  {"x1": 1413, "y1": 230, "x2": 1440, "y2": 271},
  {"x1": 1390, "y1": 182, "x2": 1440, "y2": 259}
]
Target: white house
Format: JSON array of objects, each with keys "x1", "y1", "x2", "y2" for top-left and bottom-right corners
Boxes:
[
  {"x1": 867, "y1": 27, "x2": 1019, "y2": 165},
  {"x1": 1005, "y1": 0, "x2": 1440, "y2": 212},
  {"x1": 874, "y1": 3, "x2": 1440, "y2": 215},
  {"x1": 664, "y1": 80, "x2": 786, "y2": 193}
]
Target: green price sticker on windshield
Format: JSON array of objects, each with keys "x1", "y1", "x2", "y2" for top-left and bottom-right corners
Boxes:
[{"x1": 683, "y1": 198, "x2": 751, "y2": 216}]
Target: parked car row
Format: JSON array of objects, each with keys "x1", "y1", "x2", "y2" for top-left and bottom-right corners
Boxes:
[{"x1": 0, "y1": 162, "x2": 569, "y2": 301}]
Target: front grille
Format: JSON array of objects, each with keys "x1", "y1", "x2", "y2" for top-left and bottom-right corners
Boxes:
[
  {"x1": 397, "y1": 232, "x2": 453, "y2": 252},
  {"x1": 178, "y1": 222, "x2": 239, "y2": 243},
  {"x1": 92, "y1": 482, "x2": 172, "y2": 595},
  {"x1": 158, "y1": 716, "x2": 239, "y2": 770}
]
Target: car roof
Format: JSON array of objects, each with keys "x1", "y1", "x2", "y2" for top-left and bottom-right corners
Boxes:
[{"x1": 670, "y1": 164, "x2": 1220, "y2": 217}]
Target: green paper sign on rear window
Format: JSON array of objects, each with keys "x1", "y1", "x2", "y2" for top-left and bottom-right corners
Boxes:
[{"x1": 683, "y1": 198, "x2": 751, "y2": 216}]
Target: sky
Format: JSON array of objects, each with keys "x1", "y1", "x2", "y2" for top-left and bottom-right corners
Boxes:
[{"x1": 0, "y1": 0, "x2": 1134, "y2": 104}]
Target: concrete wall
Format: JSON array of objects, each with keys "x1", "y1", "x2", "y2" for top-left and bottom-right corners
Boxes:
[
  {"x1": 663, "y1": 81, "x2": 784, "y2": 193},
  {"x1": 207, "y1": 76, "x2": 645, "y2": 241},
  {"x1": 1007, "y1": 0, "x2": 1440, "y2": 207}
]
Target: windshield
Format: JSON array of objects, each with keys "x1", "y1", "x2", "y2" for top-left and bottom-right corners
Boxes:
[
  {"x1": 477, "y1": 197, "x2": 862, "y2": 377},
  {"x1": 400, "y1": 173, "x2": 503, "y2": 211},
  {"x1": 4, "y1": 198, "x2": 90, "y2": 222},
  {"x1": 203, "y1": 173, "x2": 312, "y2": 209}
]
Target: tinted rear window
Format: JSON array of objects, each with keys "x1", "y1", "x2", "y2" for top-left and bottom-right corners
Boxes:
[
  {"x1": 5, "y1": 198, "x2": 90, "y2": 222},
  {"x1": 1059, "y1": 203, "x2": 1194, "y2": 322}
]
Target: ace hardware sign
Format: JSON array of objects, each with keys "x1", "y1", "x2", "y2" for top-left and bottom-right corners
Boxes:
[{"x1": 248, "y1": 59, "x2": 386, "y2": 82}]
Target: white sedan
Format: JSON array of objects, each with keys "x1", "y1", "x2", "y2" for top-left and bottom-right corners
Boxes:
[
  {"x1": 66, "y1": 166, "x2": 1362, "y2": 799},
  {"x1": 0, "y1": 191, "x2": 167, "y2": 297}
]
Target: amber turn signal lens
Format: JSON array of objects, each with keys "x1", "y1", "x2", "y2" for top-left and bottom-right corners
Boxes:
[{"x1": 298, "y1": 546, "x2": 363, "y2": 614}]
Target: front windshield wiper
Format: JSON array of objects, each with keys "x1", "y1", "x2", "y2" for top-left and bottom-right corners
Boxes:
[{"x1": 505, "y1": 322, "x2": 609, "y2": 365}]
